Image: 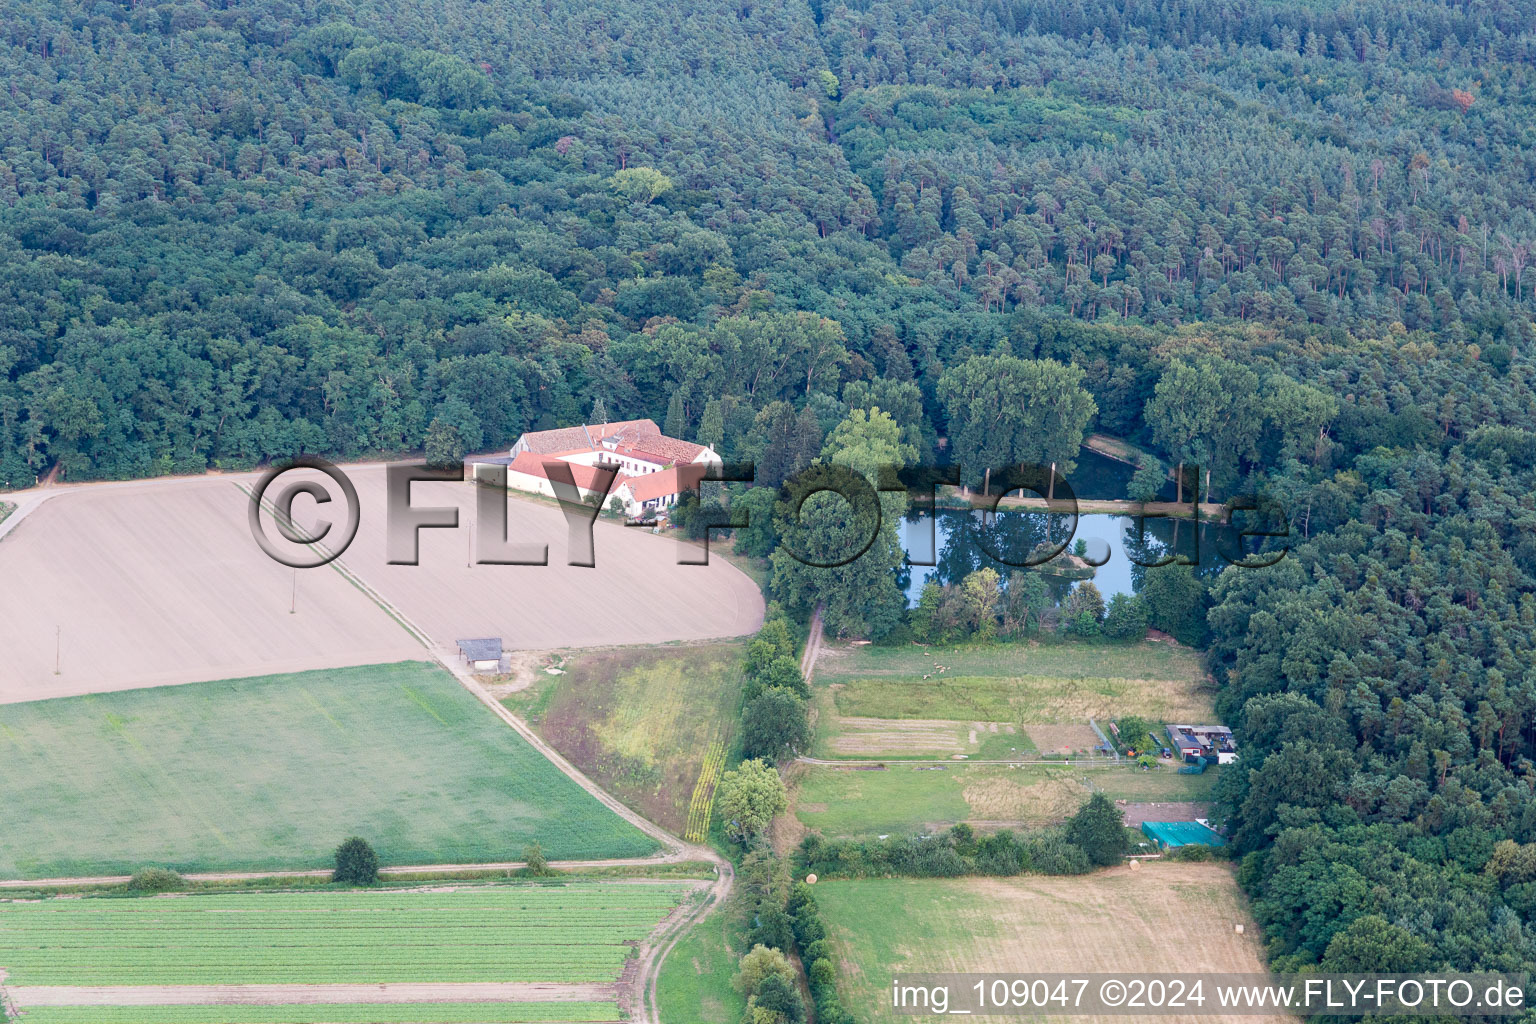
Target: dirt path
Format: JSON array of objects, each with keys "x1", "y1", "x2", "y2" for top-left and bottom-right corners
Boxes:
[
  {"x1": 641, "y1": 855, "x2": 733, "y2": 1024},
  {"x1": 799, "y1": 603, "x2": 824, "y2": 680},
  {"x1": 8, "y1": 983, "x2": 614, "y2": 1007}
]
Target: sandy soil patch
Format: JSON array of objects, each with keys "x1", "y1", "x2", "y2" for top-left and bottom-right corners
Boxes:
[
  {"x1": 1023, "y1": 723, "x2": 1102, "y2": 754},
  {"x1": 0, "y1": 478, "x2": 423, "y2": 703},
  {"x1": 1118, "y1": 800, "x2": 1213, "y2": 826},
  {"x1": 322, "y1": 466, "x2": 764, "y2": 652},
  {"x1": 0, "y1": 466, "x2": 763, "y2": 702}
]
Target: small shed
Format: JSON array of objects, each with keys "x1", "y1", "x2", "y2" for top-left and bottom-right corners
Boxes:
[
  {"x1": 1141, "y1": 820, "x2": 1226, "y2": 849},
  {"x1": 456, "y1": 637, "x2": 503, "y2": 673}
]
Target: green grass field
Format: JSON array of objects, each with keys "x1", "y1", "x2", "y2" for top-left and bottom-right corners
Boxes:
[
  {"x1": 817, "y1": 640, "x2": 1212, "y2": 724},
  {"x1": 0, "y1": 662, "x2": 656, "y2": 877},
  {"x1": 12, "y1": 1005, "x2": 622, "y2": 1023},
  {"x1": 0, "y1": 883, "x2": 691, "y2": 985},
  {"x1": 816, "y1": 640, "x2": 1203, "y2": 683},
  {"x1": 655, "y1": 901, "x2": 749, "y2": 1024},
  {"x1": 792, "y1": 763, "x2": 1217, "y2": 834},
  {"x1": 507, "y1": 643, "x2": 745, "y2": 833}
]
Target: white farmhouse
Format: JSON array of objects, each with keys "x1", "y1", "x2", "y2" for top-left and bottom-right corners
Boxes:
[{"x1": 485, "y1": 419, "x2": 720, "y2": 518}]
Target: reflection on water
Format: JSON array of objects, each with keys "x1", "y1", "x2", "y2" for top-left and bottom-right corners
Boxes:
[{"x1": 899, "y1": 508, "x2": 1241, "y2": 606}]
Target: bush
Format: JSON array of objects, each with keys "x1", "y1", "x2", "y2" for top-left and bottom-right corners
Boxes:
[
  {"x1": 523, "y1": 841, "x2": 552, "y2": 876},
  {"x1": 1066, "y1": 793, "x2": 1128, "y2": 866},
  {"x1": 1102, "y1": 592, "x2": 1150, "y2": 640},
  {"x1": 1023, "y1": 831, "x2": 1093, "y2": 875},
  {"x1": 1168, "y1": 843, "x2": 1217, "y2": 861},
  {"x1": 792, "y1": 911, "x2": 826, "y2": 946},
  {"x1": 332, "y1": 836, "x2": 379, "y2": 885},
  {"x1": 809, "y1": 957, "x2": 836, "y2": 988},
  {"x1": 127, "y1": 867, "x2": 183, "y2": 892}
]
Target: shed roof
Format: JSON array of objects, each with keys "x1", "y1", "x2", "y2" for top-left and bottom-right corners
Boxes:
[{"x1": 457, "y1": 637, "x2": 502, "y2": 662}]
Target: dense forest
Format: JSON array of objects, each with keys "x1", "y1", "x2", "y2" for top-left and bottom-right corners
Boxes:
[{"x1": 4, "y1": 0, "x2": 1536, "y2": 991}]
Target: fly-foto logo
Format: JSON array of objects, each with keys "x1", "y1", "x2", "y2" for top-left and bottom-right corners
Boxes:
[{"x1": 246, "y1": 457, "x2": 1289, "y2": 570}]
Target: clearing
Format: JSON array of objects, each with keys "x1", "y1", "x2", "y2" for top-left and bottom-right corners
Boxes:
[
  {"x1": 0, "y1": 882, "x2": 694, "y2": 1023},
  {"x1": 815, "y1": 863, "x2": 1284, "y2": 1024},
  {"x1": 0, "y1": 662, "x2": 656, "y2": 878},
  {"x1": 809, "y1": 640, "x2": 1214, "y2": 760},
  {"x1": 505, "y1": 643, "x2": 745, "y2": 835},
  {"x1": 0, "y1": 466, "x2": 763, "y2": 701},
  {"x1": 791, "y1": 762, "x2": 1217, "y2": 835}
]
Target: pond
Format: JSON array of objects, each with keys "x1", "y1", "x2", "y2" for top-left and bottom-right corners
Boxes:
[
  {"x1": 890, "y1": 447, "x2": 1266, "y2": 605},
  {"x1": 899, "y1": 509, "x2": 1244, "y2": 605}
]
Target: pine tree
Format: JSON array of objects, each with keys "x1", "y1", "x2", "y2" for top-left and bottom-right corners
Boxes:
[
  {"x1": 664, "y1": 389, "x2": 688, "y2": 438},
  {"x1": 590, "y1": 395, "x2": 607, "y2": 425},
  {"x1": 698, "y1": 398, "x2": 725, "y2": 449}
]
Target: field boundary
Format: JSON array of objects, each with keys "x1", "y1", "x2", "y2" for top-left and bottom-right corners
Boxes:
[{"x1": 7, "y1": 983, "x2": 614, "y2": 1006}]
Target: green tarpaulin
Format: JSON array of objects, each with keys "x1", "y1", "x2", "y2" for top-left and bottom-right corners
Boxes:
[{"x1": 1141, "y1": 820, "x2": 1226, "y2": 848}]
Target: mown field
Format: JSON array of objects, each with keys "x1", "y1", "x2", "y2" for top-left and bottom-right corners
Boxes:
[
  {"x1": 792, "y1": 763, "x2": 1217, "y2": 835},
  {"x1": 655, "y1": 898, "x2": 749, "y2": 1024},
  {"x1": 11, "y1": 1005, "x2": 622, "y2": 1023},
  {"x1": 816, "y1": 640, "x2": 1213, "y2": 727},
  {"x1": 0, "y1": 883, "x2": 690, "y2": 986},
  {"x1": 0, "y1": 662, "x2": 656, "y2": 878},
  {"x1": 507, "y1": 643, "x2": 745, "y2": 834},
  {"x1": 815, "y1": 864, "x2": 1283, "y2": 1024}
]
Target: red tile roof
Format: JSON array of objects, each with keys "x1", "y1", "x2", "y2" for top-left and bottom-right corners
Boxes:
[
  {"x1": 622, "y1": 463, "x2": 708, "y2": 503},
  {"x1": 603, "y1": 423, "x2": 708, "y2": 465},
  {"x1": 516, "y1": 419, "x2": 659, "y2": 455},
  {"x1": 506, "y1": 452, "x2": 621, "y2": 492}
]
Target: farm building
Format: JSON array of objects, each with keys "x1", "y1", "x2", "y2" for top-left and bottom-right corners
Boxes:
[
  {"x1": 485, "y1": 419, "x2": 721, "y2": 518},
  {"x1": 1141, "y1": 820, "x2": 1226, "y2": 849},
  {"x1": 1167, "y1": 724, "x2": 1237, "y2": 763},
  {"x1": 456, "y1": 637, "x2": 504, "y2": 673}
]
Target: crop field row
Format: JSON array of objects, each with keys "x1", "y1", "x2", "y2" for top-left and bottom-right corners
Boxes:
[
  {"x1": 684, "y1": 740, "x2": 727, "y2": 842},
  {"x1": 11, "y1": 1004, "x2": 623, "y2": 1023},
  {"x1": 0, "y1": 885, "x2": 692, "y2": 987}
]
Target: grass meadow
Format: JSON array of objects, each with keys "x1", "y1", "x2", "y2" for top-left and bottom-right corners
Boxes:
[
  {"x1": 655, "y1": 896, "x2": 750, "y2": 1024},
  {"x1": 814, "y1": 864, "x2": 1281, "y2": 1024},
  {"x1": 792, "y1": 762, "x2": 1218, "y2": 834},
  {"x1": 816, "y1": 639, "x2": 1214, "y2": 725},
  {"x1": 0, "y1": 662, "x2": 656, "y2": 878},
  {"x1": 507, "y1": 643, "x2": 745, "y2": 834}
]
